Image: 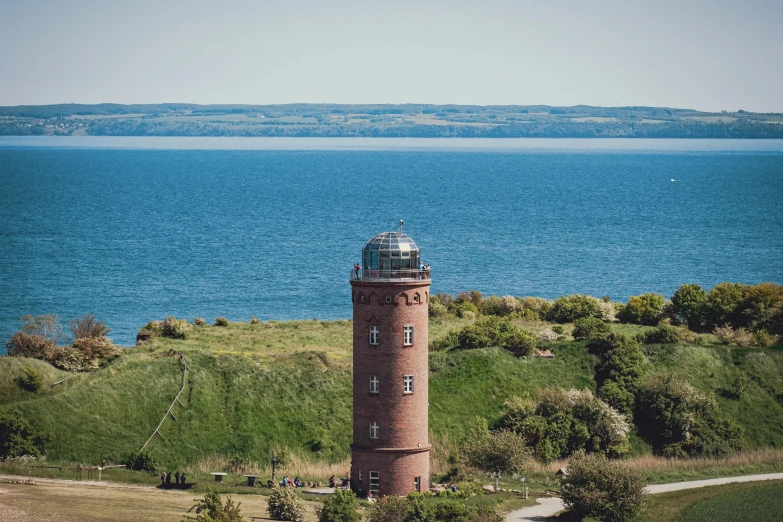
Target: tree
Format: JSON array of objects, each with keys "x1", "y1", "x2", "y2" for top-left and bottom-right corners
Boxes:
[
  {"x1": 592, "y1": 334, "x2": 647, "y2": 415},
  {"x1": 635, "y1": 374, "x2": 744, "y2": 457},
  {"x1": 618, "y1": 293, "x2": 665, "y2": 326},
  {"x1": 69, "y1": 314, "x2": 111, "y2": 340},
  {"x1": 548, "y1": 295, "x2": 603, "y2": 323},
  {"x1": 185, "y1": 491, "x2": 242, "y2": 522},
  {"x1": 500, "y1": 389, "x2": 630, "y2": 461},
  {"x1": 561, "y1": 453, "x2": 647, "y2": 522},
  {"x1": 0, "y1": 409, "x2": 53, "y2": 459},
  {"x1": 670, "y1": 283, "x2": 707, "y2": 330},
  {"x1": 20, "y1": 314, "x2": 66, "y2": 344},
  {"x1": 460, "y1": 418, "x2": 530, "y2": 474},
  {"x1": 267, "y1": 486, "x2": 304, "y2": 522},
  {"x1": 705, "y1": 282, "x2": 745, "y2": 329},
  {"x1": 736, "y1": 282, "x2": 783, "y2": 331},
  {"x1": 572, "y1": 316, "x2": 610, "y2": 340},
  {"x1": 317, "y1": 489, "x2": 359, "y2": 522}
]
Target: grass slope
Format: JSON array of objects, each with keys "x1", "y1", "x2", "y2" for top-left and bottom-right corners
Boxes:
[
  {"x1": 2, "y1": 319, "x2": 783, "y2": 472},
  {"x1": 635, "y1": 480, "x2": 783, "y2": 522}
]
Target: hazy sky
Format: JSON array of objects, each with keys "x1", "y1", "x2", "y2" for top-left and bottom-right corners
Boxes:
[{"x1": 1, "y1": 0, "x2": 781, "y2": 111}]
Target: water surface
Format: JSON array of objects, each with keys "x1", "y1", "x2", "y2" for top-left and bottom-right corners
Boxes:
[{"x1": 1, "y1": 137, "x2": 781, "y2": 346}]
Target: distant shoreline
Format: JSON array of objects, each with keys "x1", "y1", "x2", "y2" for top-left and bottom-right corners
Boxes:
[
  {"x1": 2, "y1": 103, "x2": 782, "y2": 139},
  {"x1": 3, "y1": 136, "x2": 783, "y2": 153}
]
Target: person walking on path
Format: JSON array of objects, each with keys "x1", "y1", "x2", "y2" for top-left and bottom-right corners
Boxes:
[
  {"x1": 160, "y1": 472, "x2": 166, "y2": 486},
  {"x1": 175, "y1": 471, "x2": 181, "y2": 484}
]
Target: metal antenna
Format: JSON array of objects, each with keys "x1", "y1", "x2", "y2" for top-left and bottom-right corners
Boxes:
[{"x1": 399, "y1": 219, "x2": 404, "y2": 233}]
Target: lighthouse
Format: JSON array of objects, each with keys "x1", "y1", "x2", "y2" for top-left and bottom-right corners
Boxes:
[{"x1": 349, "y1": 222, "x2": 431, "y2": 497}]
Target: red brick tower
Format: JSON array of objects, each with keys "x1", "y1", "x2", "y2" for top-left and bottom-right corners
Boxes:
[{"x1": 350, "y1": 222, "x2": 431, "y2": 497}]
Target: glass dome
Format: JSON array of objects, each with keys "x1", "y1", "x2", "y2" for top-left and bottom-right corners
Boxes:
[{"x1": 362, "y1": 231, "x2": 420, "y2": 272}]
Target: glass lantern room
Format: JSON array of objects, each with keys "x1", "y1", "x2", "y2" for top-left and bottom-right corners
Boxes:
[{"x1": 362, "y1": 231, "x2": 420, "y2": 273}]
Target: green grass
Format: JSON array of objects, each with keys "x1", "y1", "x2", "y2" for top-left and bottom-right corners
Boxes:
[
  {"x1": 634, "y1": 480, "x2": 783, "y2": 522},
  {"x1": 2, "y1": 318, "x2": 783, "y2": 483}
]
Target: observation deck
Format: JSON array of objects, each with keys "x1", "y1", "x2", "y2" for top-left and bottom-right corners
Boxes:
[
  {"x1": 350, "y1": 225, "x2": 430, "y2": 283},
  {"x1": 350, "y1": 268, "x2": 431, "y2": 282}
]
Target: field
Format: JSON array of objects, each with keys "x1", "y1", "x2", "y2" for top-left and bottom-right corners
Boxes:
[
  {"x1": 634, "y1": 479, "x2": 783, "y2": 522},
  {"x1": 0, "y1": 474, "x2": 320, "y2": 522}
]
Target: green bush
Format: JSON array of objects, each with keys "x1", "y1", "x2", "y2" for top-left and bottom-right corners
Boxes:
[
  {"x1": 561, "y1": 453, "x2": 647, "y2": 522},
  {"x1": 250, "y1": 316, "x2": 261, "y2": 324},
  {"x1": 452, "y1": 301, "x2": 479, "y2": 318},
  {"x1": 736, "y1": 282, "x2": 783, "y2": 331},
  {"x1": 185, "y1": 490, "x2": 243, "y2": 522},
  {"x1": 481, "y1": 295, "x2": 519, "y2": 316},
  {"x1": 705, "y1": 282, "x2": 745, "y2": 329},
  {"x1": 635, "y1": 374, "x2": 744, "y2": 457},
  {"x1": 499, "y1": 389, "x2": 630, "y2": 461},
  {"x1": 161, "y1": 316, "x2": 191, "y2": 339},
  {"x1": 0, "y1": 409, "x2": 53, "y2": 459},
  {"x1": 671, "y1": 283, "x2": 708, "y2": 330},
  {"x1": 459, "y1": 418, "x2": 530, "y2": 474},
  {"x1": 317, "y1": 489, "x2": 359, "y2": 522},
  {"x1": 592, "y1": 334, "x2": 647, "y2": 415},
  {"x1": 636, "y1": 324, "x2": 684, "y2": 344},
  {"x1": 366, "y1": 496, "x2": 409, "y2": 522},
  {"x1": 194, "y1": 317, "x2": 207, "y2": 326},
  {"x1": 519, "y1": 297, "x2": 552, "y2": 320},
  {"x1": 429, "y1": 503, "x2": 501, "y2": 522},
  {"x1": 455, "y1": 480, "x2": 483, "y2": 497},
  {"x1": 17, "y1": 365, "x2": 44, "y2": 392},
  {"x1": 124, "y1": 449, "x2": 158, "y2": 471},
  {"x1": 267, "y1": 486, "x2": 304, "y2": 522},
  {"x1": 618, "y1": 293, "x2": 666, "y2": 325},
  {"x1": 433, "y1": 317, "x2": 537, "y2": 356},
  {"x1": 548, "y1": 295, "x2": 603, "y2": 323},
  {"x1": 214, "y1": 317, "x2": 229, "y2": 327},
  {"x1": 428, "y1": 298, "x2": 449, "y2": 318},
  {"x1": 572, "y1": 317, "x2": 610, "y2": 340}
]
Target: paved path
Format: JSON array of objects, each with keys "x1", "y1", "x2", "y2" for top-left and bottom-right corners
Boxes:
[{"x1": 506, "y1": 472, "x2": 783, "y2": 522}]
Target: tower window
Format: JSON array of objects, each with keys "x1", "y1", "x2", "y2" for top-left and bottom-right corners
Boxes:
[
  {"x1": 404, "y1": 325, "x2": 414, "y2": 346},
  {"x1": 369, "y1": 326, "x2": 379, "y2": 345},
  {"x1": 414, "y1": 476, "x2": 421, "y2": 492},
  {"x1": 359, "y1": 470, "x2": 363, "y2": 483},
  {"x1": 404, "y1": 375, "x2": 414, "y2": 394},
  {"x1": 369, "y1": 471, "x2": 379, "y2": 495},
  {"x1": 386, "y1": 296, "x2": 392, "y2": 303},
  {"x1": 370, "y1": 376, "x2": 379, "y2": 394},
  {"x1": 370, "y1": 422, "x2": 379, "y2": 439},
  {"x1": 360, "y1": 295, "x2": 366, "y2": 303},
  {"x1": 414, "y1": 294, "x2": 420, "y2": 303}
]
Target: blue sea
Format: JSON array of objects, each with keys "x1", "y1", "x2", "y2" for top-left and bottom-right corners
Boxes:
[{"x1": 1, "y1": 137, "x2": 782, "y2": 347}]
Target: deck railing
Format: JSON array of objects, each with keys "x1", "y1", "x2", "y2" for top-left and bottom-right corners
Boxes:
[{"x1": 350, "y1": 268, "x2": 431, "y2": 282}]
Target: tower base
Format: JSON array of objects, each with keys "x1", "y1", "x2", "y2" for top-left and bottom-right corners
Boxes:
[{"x1": 351, "y1": 445, "x2": 430, "y2": 497}]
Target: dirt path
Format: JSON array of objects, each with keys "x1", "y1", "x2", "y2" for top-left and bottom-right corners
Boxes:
[
  {"x1": 506, "y1": 472, "x2": 783, "y2": 522},
  {"x1": 0, "y1": 474, "x2": 319, "y2": 522}
]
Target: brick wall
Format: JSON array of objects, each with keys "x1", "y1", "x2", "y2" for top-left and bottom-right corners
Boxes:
[{"x1": 350, "y1": 279, "x2": 430, "y2": 496}]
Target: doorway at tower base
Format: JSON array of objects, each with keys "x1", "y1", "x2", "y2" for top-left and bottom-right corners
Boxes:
[{"x1": 351, "y1": 446, "x2": 430, "y2": 497}]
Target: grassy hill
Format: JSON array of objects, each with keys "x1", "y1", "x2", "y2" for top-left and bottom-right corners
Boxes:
[{"x1": 2, "y1": 317, "x2": 783, "y2": 474}]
